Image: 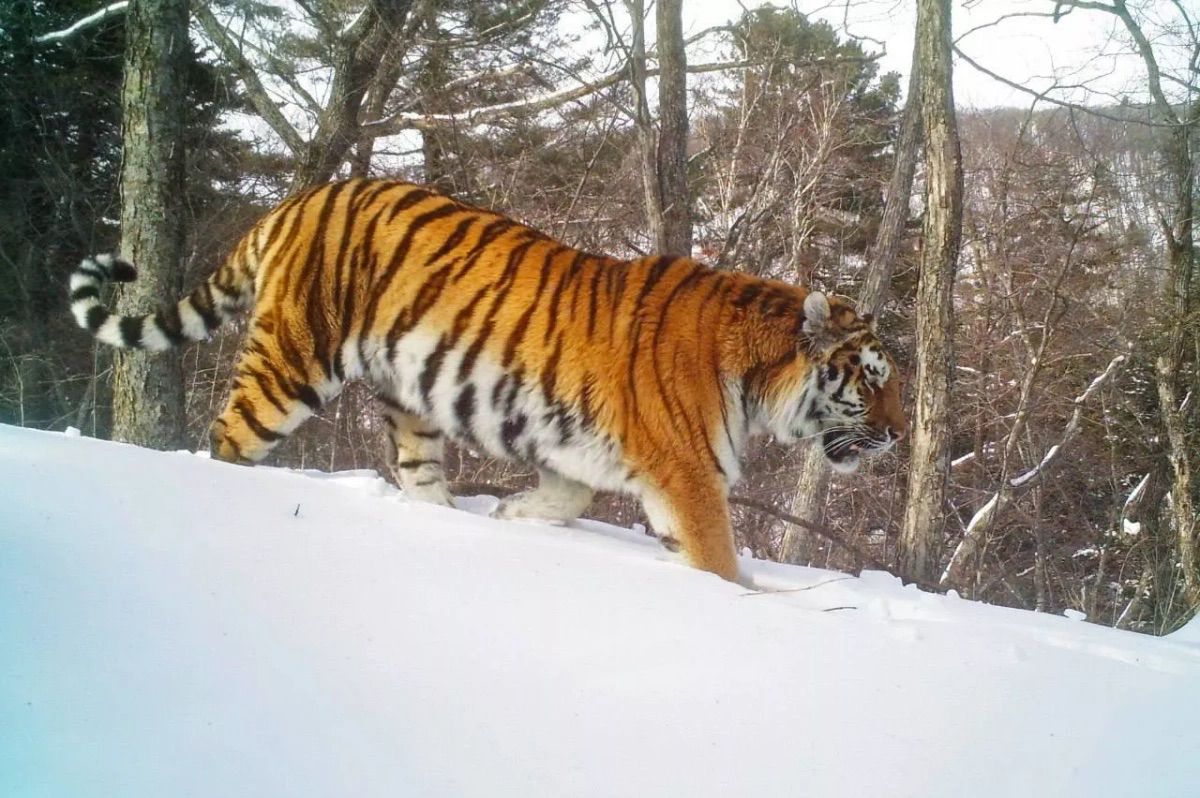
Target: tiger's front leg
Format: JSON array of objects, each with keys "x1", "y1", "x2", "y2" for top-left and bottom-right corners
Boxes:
[{"x1": 640, "y1": 470, "x2": 740, "y2": 583}]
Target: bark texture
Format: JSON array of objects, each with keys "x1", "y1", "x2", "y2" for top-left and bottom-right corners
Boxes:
[
  {"x1": 1097, "y1": 0, "x2": 1198, "y2": 609},
  {"x1": 898, "y1": 0, "x2": 962, "y2": 583},
  {"x1": 111, "y1": 0, "x2": 188, "y2": 449},
  {"x1": 655, "y1": 0, "x2": 691, "y2": 255},
  {"x1": 861, "y1": 52, "x2": 922, "y2": 316},
  {"x1": 627, "y1": 0, "x2": 665, "y2": 250}
]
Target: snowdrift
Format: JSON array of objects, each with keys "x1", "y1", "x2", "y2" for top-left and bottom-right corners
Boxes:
[{"x1": 2, "y1": 424, "x2": 1198, "y2": 797}]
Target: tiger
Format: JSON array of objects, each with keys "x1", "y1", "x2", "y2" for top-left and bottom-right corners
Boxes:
[{"x1": 69, "y1": 178, "x2": 905, "y2": 583}]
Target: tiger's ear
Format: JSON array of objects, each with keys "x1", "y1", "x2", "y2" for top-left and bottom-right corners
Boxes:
[{"x1": 802, "y1": 291, "x2": 835, "y2": 350}]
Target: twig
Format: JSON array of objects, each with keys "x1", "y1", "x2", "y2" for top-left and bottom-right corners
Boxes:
[
  {"x1": 728, "y1": 495, "x2": 884, "y2": 570},
  {"x1": 739, "y1": 575, "x2": 854, "y2": 597}
]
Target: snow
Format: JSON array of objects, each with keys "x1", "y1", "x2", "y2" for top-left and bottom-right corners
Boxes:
[{"x1": 3, "y1": 424, "x2": 1199, "y2": 797}]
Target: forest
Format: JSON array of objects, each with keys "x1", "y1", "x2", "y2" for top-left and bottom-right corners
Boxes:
[{"x1": 2, "y1": 0, "x2": 1196, "y2": 633}]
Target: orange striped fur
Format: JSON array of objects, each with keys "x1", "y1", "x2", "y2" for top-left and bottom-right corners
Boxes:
[{"x1": 70, "y1": 178, "x2": 905, "y2": 582}]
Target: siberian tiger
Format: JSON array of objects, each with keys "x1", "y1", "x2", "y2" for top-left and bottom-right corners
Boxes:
[{"x1": 69, "y1": 178, "x2": 905, "y2": 583}]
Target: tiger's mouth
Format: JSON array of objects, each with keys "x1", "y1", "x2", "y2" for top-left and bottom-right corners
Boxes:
[{"x1": 821, "y1": 429, "x2": 891, "y2": 473}]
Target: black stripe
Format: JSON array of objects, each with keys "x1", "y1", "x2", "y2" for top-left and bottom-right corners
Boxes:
[
  {"x1": 501, "y1": 413, "x2": 527, "y2": 454},
  {"x1": 349, "y1": 205, "x2": 388, "y2": 365},
  {"x1": 733, "y1": 283, "x2": 764, "y2": 308},
  {"x1": 155, "y1": 303, "x2": 187, "y2": 345},
  {"x1": 586, "y1": 262, "x2": 606, "y2": 338},
  {"x1": 450, "y1": 218, "x2": 515, "y2": 284},
  {"x1": 190, "y1": 289, "x2": 222, "y2": 331},
  {"x1": 698, "y1": 422, "x2": 725, "y2": 478},
  {"x1": 578, "y1": 373, "x2": 598, "y2": 430},
  {"x1": 648, "y1": 266, "x2": 709, "y2": 421},
  {"x1": 305, "y1": 181, "x2": 353, "y2": 379},
  {"x1": 328, "y1": 180, "x2": 371, "y2": 313},
  {"x1": 501, "y1": 245, "x2": 562, "y2": 368},
  {"x1": 492, "y1": 374, "x2": 510, "y2": 409},
  {"x1": 119, "y1": 316, "x2": 143, "y2": 347},
  {"x1": 542, "y1": 250, "x2": 589, "y2": 344},
  {"x1": 385, "y1": 188, "x2": 434, "y2": 222},
  {"x1": 456, "y1": 236, "x2": 538, "y2": 380},
  {"x1": 109, "y1": 259, "x2": 137, "y2": 282},
  {"x1": 361, "y1": 202, "x2": 460, "y2": 339},
  {"x1": 70, "y1": 285, "x2": 99, "y2": 302},
  {"x1": 413, "y1": 429, "x2": 442, "y2": 439},
  {"x1": 624, "y1": 257, "x2": 678, "y2": 411},
  {"x1": 418, "y1": 335, "x2": 453, "y2": 407},
  {"x1": 541, "y1": 336, "x2": 563, "y2": 403},
  {"x1": 235, "y1": 399, "x2": 283, "y2": 442},
  {"x1": 386, "y1": 250, "x2": 461, "y2": 349},
  {"x1": 398, "y1": 458, "x2": 439, "y2": 470},
  {"x1": 426, "y1": 214, "x2": 476, "y2": 264},
  {"x1": 297, "y1": 384, "x2": 323, "y2": 412},
  {"x1": 248, "y1": 368, "x2": 289, "y2": 415},
  {"x1": 85, "y1": 305, "x2": 108, "y2": 332},
  {"x1": 504, "y1": 366, "x2": 524, "y2": 415},
  {"x1": 651, "y1": 265, "x2": 707, "y2": 356},
  {"x1": 454, "y1": 384, "x2": 477, "y2": 432}
]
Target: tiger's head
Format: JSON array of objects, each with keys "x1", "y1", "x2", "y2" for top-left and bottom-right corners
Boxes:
[{"x1": 764, "y1": 291, "x2": 906, "y2": 473}]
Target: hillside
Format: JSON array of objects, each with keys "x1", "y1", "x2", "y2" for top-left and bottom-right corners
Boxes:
[{"x1": 2, "y1": 424, "x2": 1198, "y2": 797}]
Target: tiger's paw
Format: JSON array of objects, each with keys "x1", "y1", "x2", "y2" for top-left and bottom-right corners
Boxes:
[
  {"x1": 490, "y1": 491, "x2": 575, "y2": 525},
  {"x1": 402, "y1": 480, "x2": 454, "y2": 508}
]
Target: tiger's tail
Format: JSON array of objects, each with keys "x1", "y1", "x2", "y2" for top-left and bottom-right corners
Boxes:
[{"x1": 69, "y1": 250, "x2": 255, "y2": 351}]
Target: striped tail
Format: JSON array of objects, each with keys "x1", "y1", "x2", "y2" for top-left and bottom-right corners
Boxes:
[{"x1": 69, "y1": 253, "x2": 251, "y2": 351}]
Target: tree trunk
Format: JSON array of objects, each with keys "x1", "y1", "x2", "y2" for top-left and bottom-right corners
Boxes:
[
  {"x1": 1157, "y1": 354, "x2": 1198, "y2": 606},
  {"x1": 111, "y1": 0, "x2": 188, "y2": 450},
  {"x1": 861, "y1": 49, "x2": 922, "y2": 316},
  {"x1": 781, "y1": 44, "x2": 921, "y2": 566},
  {"x1": 655, "y1": 0, "x2": 690, "y2": 255},
  {"x1": 1153, "y1": 117, "x2": 1198, "y2": 609},
  {"x1": 898, "y1": 0, "x2": 962, "y2": 584},
  {"x1": 780, "y1": 450, "x2": 830, "y2": 565},
  {"x1": 626, "y1": 0, "x2": 665, "y2": 250}
]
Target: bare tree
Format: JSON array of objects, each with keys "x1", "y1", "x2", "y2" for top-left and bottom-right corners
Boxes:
[
  {"x1": 898, "y1": 0, "x2": 962, "y2": 583},
  {"x1": 656, "y1": 0, "x2": 690, "y2": 254},
  {"x1": 195, "y1": 1, "x2": 415, "y2": 193},
  {"x1": 781, "y1": 45, "x2": 921, "y2": 565},
  {"x1": 110, "y1": 0, "x2": 189, "y2": 448},
  {"x1": 1055, "y1": 0, "x2": 1198, "y2": 613},
  {"x1": 625, "y1": 0, "x2": 666, "y2": 249}
]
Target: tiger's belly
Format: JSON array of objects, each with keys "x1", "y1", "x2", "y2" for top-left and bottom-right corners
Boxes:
[{"x1": 375, "y1": 329, "x2": 634, "y2": 493}]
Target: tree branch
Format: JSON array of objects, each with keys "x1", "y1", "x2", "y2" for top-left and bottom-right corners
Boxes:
[
  {"x1": 365, "y1": 55, "x2": 874, "y2": 136},
  {"x1": 194, "y1": 5, "x2": 305, "y2": 154},
  {"x1": 941, "y1": 352, "x2": 1127, "y2": 586},
  {"x1": 35, "y1": 1, "x2": 129, "y2": 44},
  {"x1": 953, "y1": 44, "x2": 1177, "y2": 128}
]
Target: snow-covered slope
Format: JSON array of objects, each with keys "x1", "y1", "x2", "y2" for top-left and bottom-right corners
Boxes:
[{"x1": 2, "y1": 424, "x2": 1198, "y2": 798}]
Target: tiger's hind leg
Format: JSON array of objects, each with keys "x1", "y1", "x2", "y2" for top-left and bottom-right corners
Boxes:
[
  {"x1": 492, "y1": 468, "x2": 594, "y2": 524},
  {"x1": 209, "y1": 327, "x2": 330, "y2": 464},
  {"x1": 379, "y1": 399, "x2": 453, "y2": 507}
]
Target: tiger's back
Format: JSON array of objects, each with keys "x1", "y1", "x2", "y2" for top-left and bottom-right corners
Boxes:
[{"x1": 70, "y1": 178, "x2": 907, "y2": 583}]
